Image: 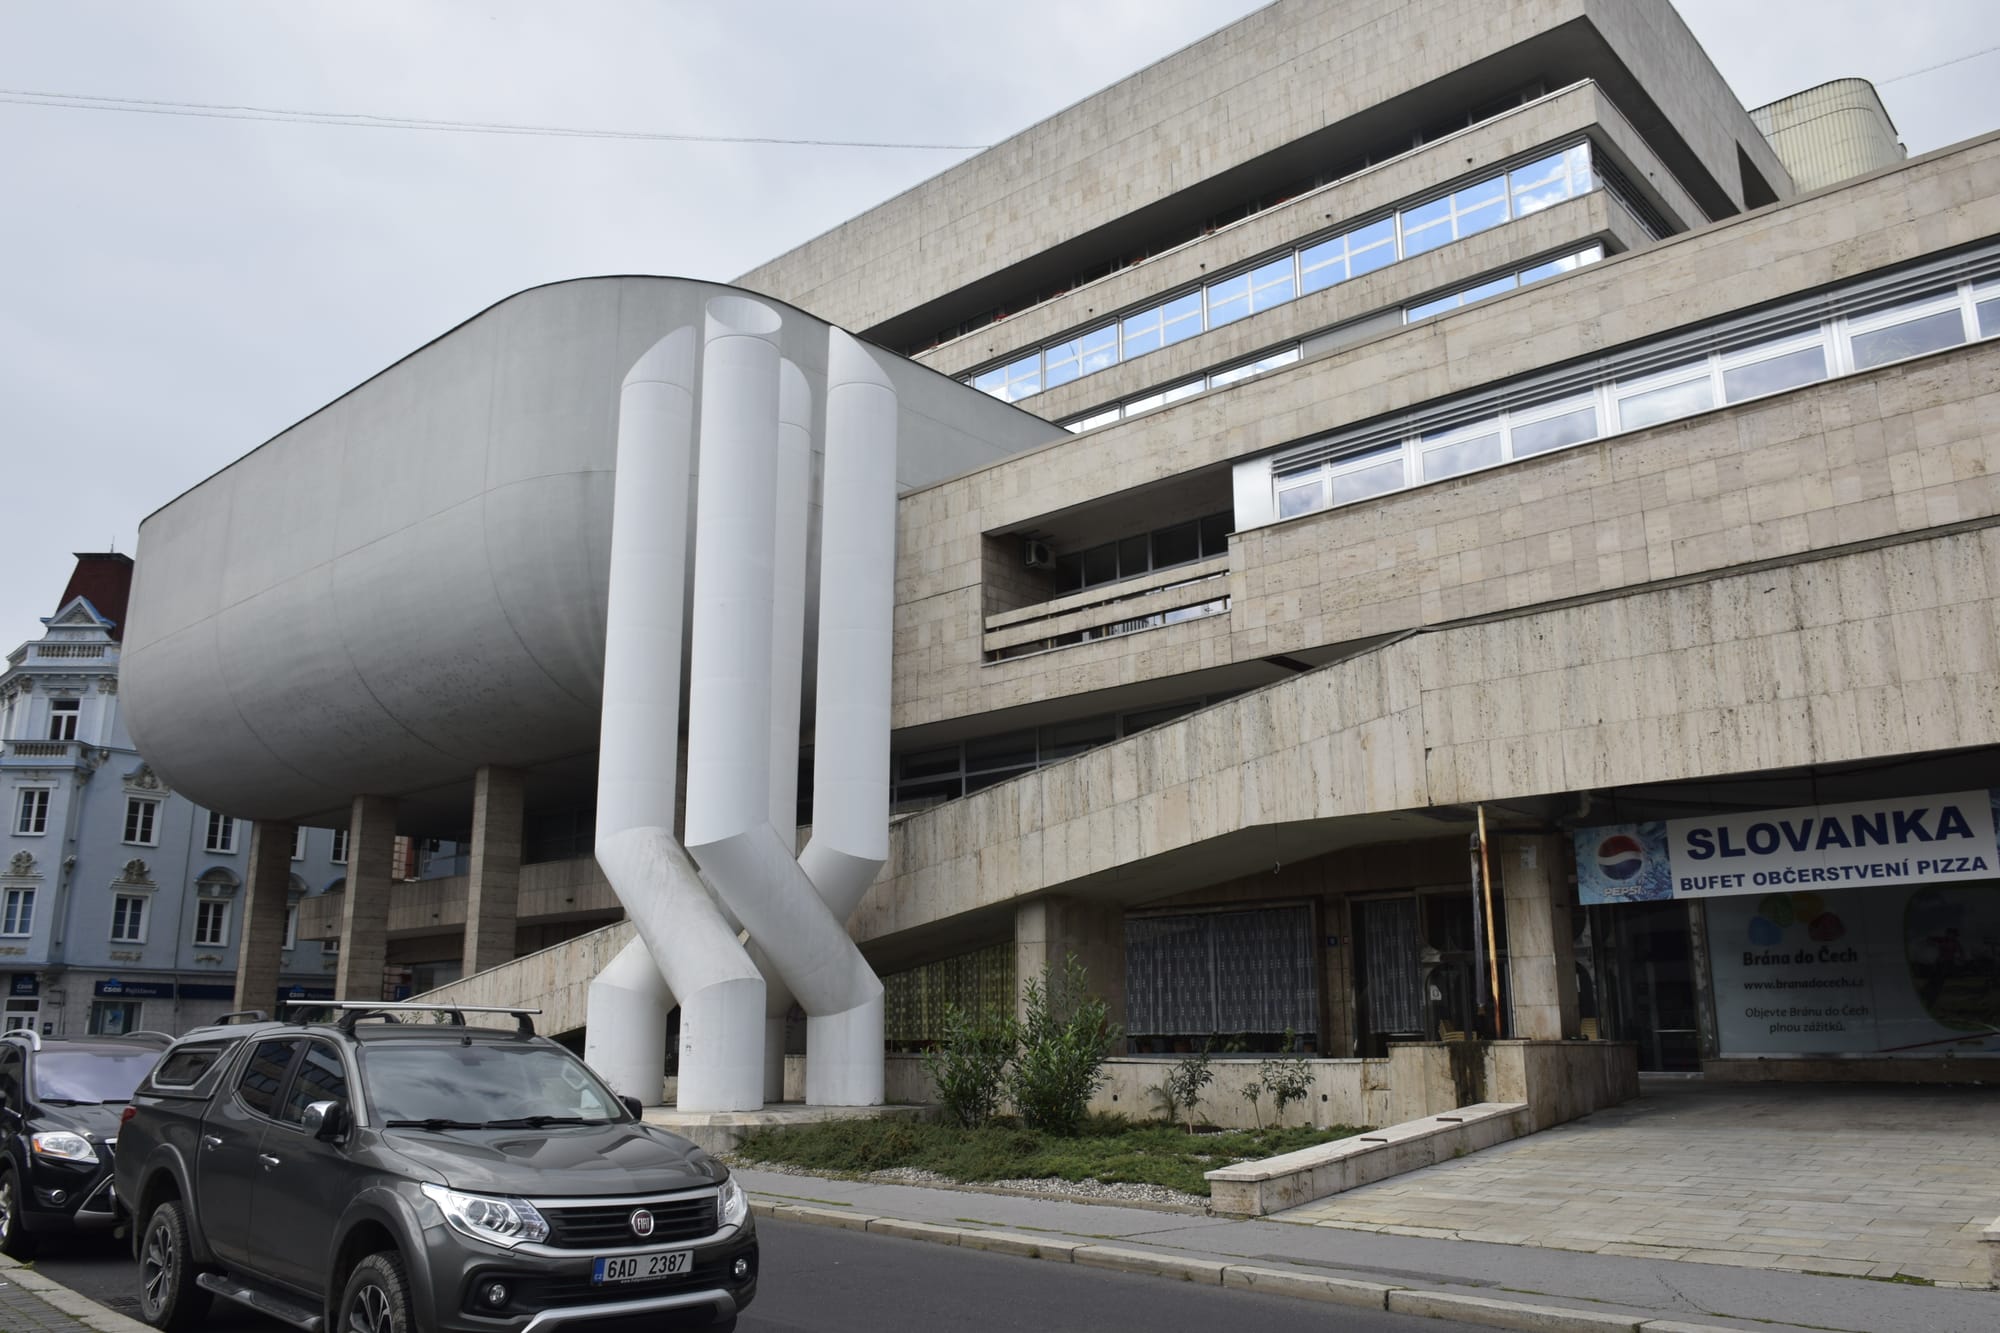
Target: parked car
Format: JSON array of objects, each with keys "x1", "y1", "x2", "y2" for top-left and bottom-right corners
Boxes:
[
  {"x1": 115, "y1": 1003, "x2": 757, "y2": 1332},
  {"x1": 0, "y1": 1029, "x2": 171, "y2": 1255}
]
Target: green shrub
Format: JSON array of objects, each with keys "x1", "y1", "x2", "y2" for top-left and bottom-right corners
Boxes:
[
  {"x1": 1005, "y1": 956, "x2": 1120, "y2": 1137},
  {"x1": 921, "y1": 1002, "x2": 1017, "y2": 1129}
]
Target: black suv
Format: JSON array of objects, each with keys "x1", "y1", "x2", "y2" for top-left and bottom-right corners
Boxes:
[
  {"x1": 115, "y1": 1003, "x2": 756, "y2": 1333},
  {"x1": 0, "y1": 1029, "x2": 170, "y2": 1254}
]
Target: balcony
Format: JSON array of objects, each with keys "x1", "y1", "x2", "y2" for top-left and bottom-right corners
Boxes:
[
  {"x1": 0, "y1": 739, "x2": 88, "y2": 770},
  {"x1": 983, "y1": 554, "x2": 1231, "y2": 661}
]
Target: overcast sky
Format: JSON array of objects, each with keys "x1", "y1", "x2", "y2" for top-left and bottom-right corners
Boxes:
[{"x1": 1, "y1": 0, "x2": 1995, "y2": 650}]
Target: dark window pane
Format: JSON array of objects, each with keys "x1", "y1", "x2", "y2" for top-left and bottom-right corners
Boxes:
[
  {"x1": 966, "y1": 730, "x2": 1038, "y2": 771},
  {"x1": 1123, "y1": 701, "x2": 1199, "y2": 734},
  {"x1": 898, "y1": 747, "x2": 960, "y2": 780},
  {"x1": 894, "y1": 776, "x2": 962, "y2": 807},
  {"x1": 1151, "y1": 521, "x2": 1200, "y2": 569},
  {"x1": 1080, "y1": 544, "x2": 1118, "y2": 587},
  {"x1": 1053, "y1": 555, "x2": 1083, "y2": 592},
  {"x1": 282, "y1": 1042, "x2": 348, "y2": 1123},
  {"x1": 1850, "y1": 308, "x2": 1966, "y2": 370},
  {"x1": 1199, "y1": 512, "x2": 1232, "y2": 557},
  {"x1": 237, "y1": 1038, "x2": 300, "y2": 1117},
  {"x1": 1117, "y1": 535, "x2": 1150, "y2": 578},
  {"x1": 1040, "y1": 716, "x2": 1119, "y2": 760}
]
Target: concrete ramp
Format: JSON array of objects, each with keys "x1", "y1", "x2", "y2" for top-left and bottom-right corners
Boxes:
[{"x1": 413, "y1": 920, "x2": 635, "y2": 1037}]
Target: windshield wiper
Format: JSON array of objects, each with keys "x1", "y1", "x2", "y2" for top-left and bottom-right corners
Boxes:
[
  {"x1": 479, "y1": 1115, "x2": 609, "y2": 1129},
  {"x1": 384, "y1": 1117, "x2": 486, "y2": 1131}
]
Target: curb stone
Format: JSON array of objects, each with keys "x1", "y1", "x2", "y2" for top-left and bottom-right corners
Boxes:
[
  {"x1": 0, "y1": 1253, "x2": 154, "y2": 1333},
  {"x1": 751, "y1": 1194, "x2": 1759, "y2": 1333},
  {"x1": 1072, "y1": 1245, "x2": 1228, "y2": 1283},
  {"x1": 1387, "y1": 1289, "x2": 1642, "y2": 1332}
]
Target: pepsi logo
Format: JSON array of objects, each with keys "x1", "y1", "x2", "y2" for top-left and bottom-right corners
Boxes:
[{"x1": 1596, "y1": 833, "x2": 1645, "y2": 881}]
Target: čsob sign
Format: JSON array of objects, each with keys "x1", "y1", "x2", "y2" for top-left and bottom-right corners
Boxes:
[{"x1": 1576, "y1": 790, "x2": 2000, "y2": 905}]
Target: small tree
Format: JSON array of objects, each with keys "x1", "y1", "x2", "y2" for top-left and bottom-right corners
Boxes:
[
  {"x1": 1005, "y1": 956, "x2": 1120, "y2": 1136},
  {"x1": 1158, "y1": 1042, "x2": 1216, "y2": 1134},
  {"x1": 922, "y1": 1003, "x2": 1017, "y2": 1129},
  {"x1": 1257, "y1": 1029, "x2": 1315, "y2": 1127},
  {"x1": 1239, "y1": 1076, "x2": 1265, "y2": 1129}
]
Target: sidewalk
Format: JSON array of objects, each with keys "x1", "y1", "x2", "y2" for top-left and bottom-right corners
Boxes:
[
  {"x1": 735, "y1": 1166, "x2": 1998, "y2": 1333},
  {"x1": 0, "y1": 1254, "x2": 149, "y2": 1333}
]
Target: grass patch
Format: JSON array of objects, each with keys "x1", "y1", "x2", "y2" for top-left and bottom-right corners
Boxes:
[{"x1": 733, "y1": 1114, "x2": 1367, "y2": 1197}]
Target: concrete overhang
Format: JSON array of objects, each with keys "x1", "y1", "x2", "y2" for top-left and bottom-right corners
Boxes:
[{"x1": 121, "y1": 276, "x2": 1064, "y2": 830}]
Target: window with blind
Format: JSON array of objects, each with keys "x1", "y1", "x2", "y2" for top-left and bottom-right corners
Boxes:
[{"x1": 1125, "y1": 906, "x2": 1317, "y2": 1052}]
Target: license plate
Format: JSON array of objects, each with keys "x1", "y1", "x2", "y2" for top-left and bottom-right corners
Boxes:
[{"x1": 592, "y1": 1250, "x2": 692, "y2": 1284}]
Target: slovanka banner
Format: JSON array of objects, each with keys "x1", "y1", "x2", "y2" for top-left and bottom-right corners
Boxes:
[{"x1": 1577, "y1": 790, "x2": 2000, "y2": 1057}]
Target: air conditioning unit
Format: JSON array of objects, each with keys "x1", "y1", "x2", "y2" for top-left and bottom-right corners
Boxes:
[{"x1": 1024, "y1": 539, "x2": 1057, "y2": 571}]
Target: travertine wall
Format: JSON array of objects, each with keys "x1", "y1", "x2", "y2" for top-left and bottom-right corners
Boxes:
[
  {"x1": 884, "y1": 135, "x2": 2000, "y2": 732},
  {"x1": 735, "y1": 0, "x2": 1775, "y2": 332},
  {"x1": 859, "y1": 526, "x2": 2000, "y2": 946},
  {"x1": 923, "y1": 79, "x2": 1679, "y2": 393}
]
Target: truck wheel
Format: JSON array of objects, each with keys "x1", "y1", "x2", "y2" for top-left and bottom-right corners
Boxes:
[
  {"x1": 138, "y1": 1200, "x2": 212, "y2": 1331},
  {"x1": 0, "y1": 1165, "x2": 34, "y2": 1257},
  {"x1": 340, "y1": 1250, "x2": 415, "y2": 1333}
]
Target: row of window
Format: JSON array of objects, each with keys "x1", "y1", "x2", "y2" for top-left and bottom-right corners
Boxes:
[
  {"x1": 13, "y1": 788, "x2": 347, "y2": 863},
  {"x1": 1048, "y1": 511, "x2": 1233, "y2": 593},
  {"x1": 904, "y1": 82, "x2": 1553, "y2": 356},
  {"x1": 0, "y1": 883, "x2": 303, "y2": 950},
  {"x1": 1057, "y1": 245, "x2": 1606, "y2": 437},
  {"x1": 1404, "y1": 246, "x2": 1604, "y2": 322},
  {"x1": 1271, "y1": 267, "x2": 2000, "y2": 522},
  {"x1": 893, "y1": 691, "x2": 1242, "y2": 808},
  {"x1": 968, "y1": 142, "x2": 1598, "y2": 405}
]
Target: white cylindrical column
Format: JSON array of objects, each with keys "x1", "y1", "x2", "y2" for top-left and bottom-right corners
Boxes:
[
  {"x1": 795, "y1": 329, "x2": 897, "y2": 1104},
  {"x1": 757, "y1": 358, "x2": 814, "y2": 1101},
  {"x1": 588, "y1": 327, "x2": 764, "y2": 1111},
  {"x1": 685, "y1": 301, "x2": 883, "y2": 1107}
]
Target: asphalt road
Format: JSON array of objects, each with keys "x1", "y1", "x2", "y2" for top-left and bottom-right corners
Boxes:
[{"x1": 33, "y1": 1218, "x2": 1486, "y2": 1331}]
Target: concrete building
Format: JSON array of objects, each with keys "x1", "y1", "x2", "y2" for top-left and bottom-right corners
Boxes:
[
  {"x1": 120, "y1": 0, "x2": 2000, "y2": 1106},
  {"x1": 1, "y1": 555, "x2": 341, "y2": 1037}
]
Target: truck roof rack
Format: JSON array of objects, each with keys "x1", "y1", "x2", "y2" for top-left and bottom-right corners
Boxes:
[
  {"x1": 215, "y1": 1010, "x2": 269, "y2": 1025},
  {"x1": 283, "y1": 1000, "x2": 542, "y2": 1037}
]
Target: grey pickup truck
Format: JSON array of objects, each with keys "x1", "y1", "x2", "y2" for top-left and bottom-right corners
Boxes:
[{"x1": 113, "y1": 1003, "x2": 757, "y2": 1333}]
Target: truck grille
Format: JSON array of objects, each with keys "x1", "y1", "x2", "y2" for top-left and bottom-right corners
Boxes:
[{"x1": 540, "y1": 1194, "x2": 718, "y2": 1249}]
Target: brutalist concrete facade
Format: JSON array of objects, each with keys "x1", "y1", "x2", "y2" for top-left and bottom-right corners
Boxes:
[{"x1": 118, "y1": 0, "x2": 2000, "y2": 1080}]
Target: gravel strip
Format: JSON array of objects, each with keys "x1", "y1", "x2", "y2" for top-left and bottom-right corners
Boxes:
[{"x1": 730, "y1": 1157, "x2": 1208, "y2": 1210}]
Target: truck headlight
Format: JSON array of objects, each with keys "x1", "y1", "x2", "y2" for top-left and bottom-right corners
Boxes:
[
  {"x1": 420, "y1": 1183, "x2": 549, "y2": 1248},
  {"x1": 30, "y1": 1130, "x2": 97, "y2": 1163},
  {"x1": 718, "y1": 1174, "x2": 747, "y2": 1227}
]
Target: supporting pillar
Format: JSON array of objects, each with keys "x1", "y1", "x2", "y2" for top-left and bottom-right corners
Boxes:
[
  {"x1": 1498, "y1": 833, "x2": 1579, "y2": 1040},
  {"x1": 336, "y1": 795, "x2": 398, "y2": 1001},
  {"x1": 462, "y1": 765, "x2": 525, "y2": 977},
  {"x1": 234, "y1": 820, "x2": 295, "y2": 1016},
  {"x1": 1012, "y1": 896, "x2": 1126, "y2": 1030}
]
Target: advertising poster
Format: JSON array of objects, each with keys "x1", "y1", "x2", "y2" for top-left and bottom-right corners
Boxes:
[
  {"x1": 1574, "y1": 790, "x2": 2000, "y2": 904},
  {"x1": 1708, "y1": 882, "x2": 2000, "y2": 1056}
]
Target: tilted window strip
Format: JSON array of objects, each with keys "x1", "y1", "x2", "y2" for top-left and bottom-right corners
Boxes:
[
  {"x1": 1262, "y1": 243, "x2": 2000, "y2": 528},
  {"x1": 1407, "y1": 245, "x2": 1604, "y2": 323},
  {"x1": 1063, "y1": 346, "x2": 1302, "y2": 433},
  {"x1": 967, "y1": 139, "x2": 1600, "y2": 404}
]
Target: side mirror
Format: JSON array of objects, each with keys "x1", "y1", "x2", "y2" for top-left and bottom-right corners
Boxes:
[
  {"x1": 302, "y1": 1099, "x2": 349, "y2": 1141},
  {"x1": 620, "y1": 1095, "x2": 644, "y2": 1120}
]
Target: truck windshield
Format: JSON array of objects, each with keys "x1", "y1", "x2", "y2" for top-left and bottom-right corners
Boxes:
[
  {"x1": 362, "y1": 1044, "x2": 626, "y2": 1126},
  {"x1": 35, "y1": 1049, "x2": 157, "y2": 1103}
]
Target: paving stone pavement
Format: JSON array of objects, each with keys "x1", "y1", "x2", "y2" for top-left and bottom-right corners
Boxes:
[{"x1": 1278, "y1": 1078, "x2": 2000, "y2": 1287}]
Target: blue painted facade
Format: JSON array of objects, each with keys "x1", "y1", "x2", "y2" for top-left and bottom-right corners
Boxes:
[{"x1": 0, "y1": 587, "x2": 340, "y2": 1036}]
